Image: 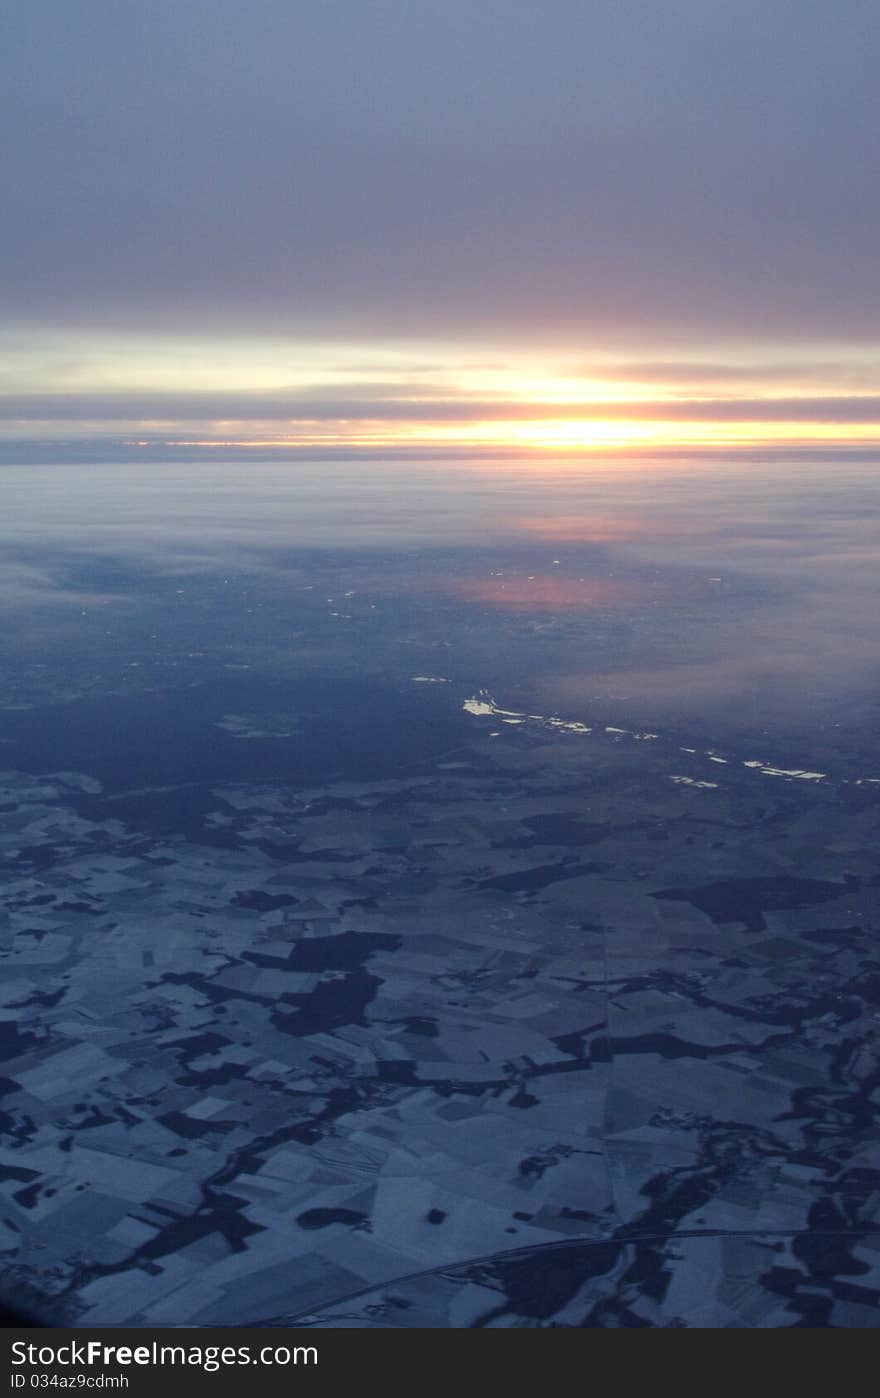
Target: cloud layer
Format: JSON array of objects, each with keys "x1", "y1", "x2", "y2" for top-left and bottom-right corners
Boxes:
[{"x1": 3, "y1": 1, "x2": 879, "y2": 341}]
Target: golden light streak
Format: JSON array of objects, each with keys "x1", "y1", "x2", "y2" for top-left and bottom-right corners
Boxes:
[
  {"x1": 158, "y1": 416, "x2": 880, "y2": 452},
  {"x1": 7, "y1": 328, "x2": 880, "y2": 452}
]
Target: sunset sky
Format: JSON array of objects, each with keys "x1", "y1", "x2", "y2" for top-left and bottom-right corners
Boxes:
[{"x1": 3, "y1": 1, "x2": 879, "y2": 455}]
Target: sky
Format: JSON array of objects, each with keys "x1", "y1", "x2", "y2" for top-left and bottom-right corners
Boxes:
[{"x1": 2, "y1": 0, "x2": 879, "y2": 455}]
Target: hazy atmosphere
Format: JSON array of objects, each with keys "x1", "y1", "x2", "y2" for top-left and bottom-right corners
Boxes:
[
  {"x1": 3, "y1": 1, "x2": 880, "y2": 453},
  {"x1": 2, "y1": 1, "x2": 879, "y2": 1335}
]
